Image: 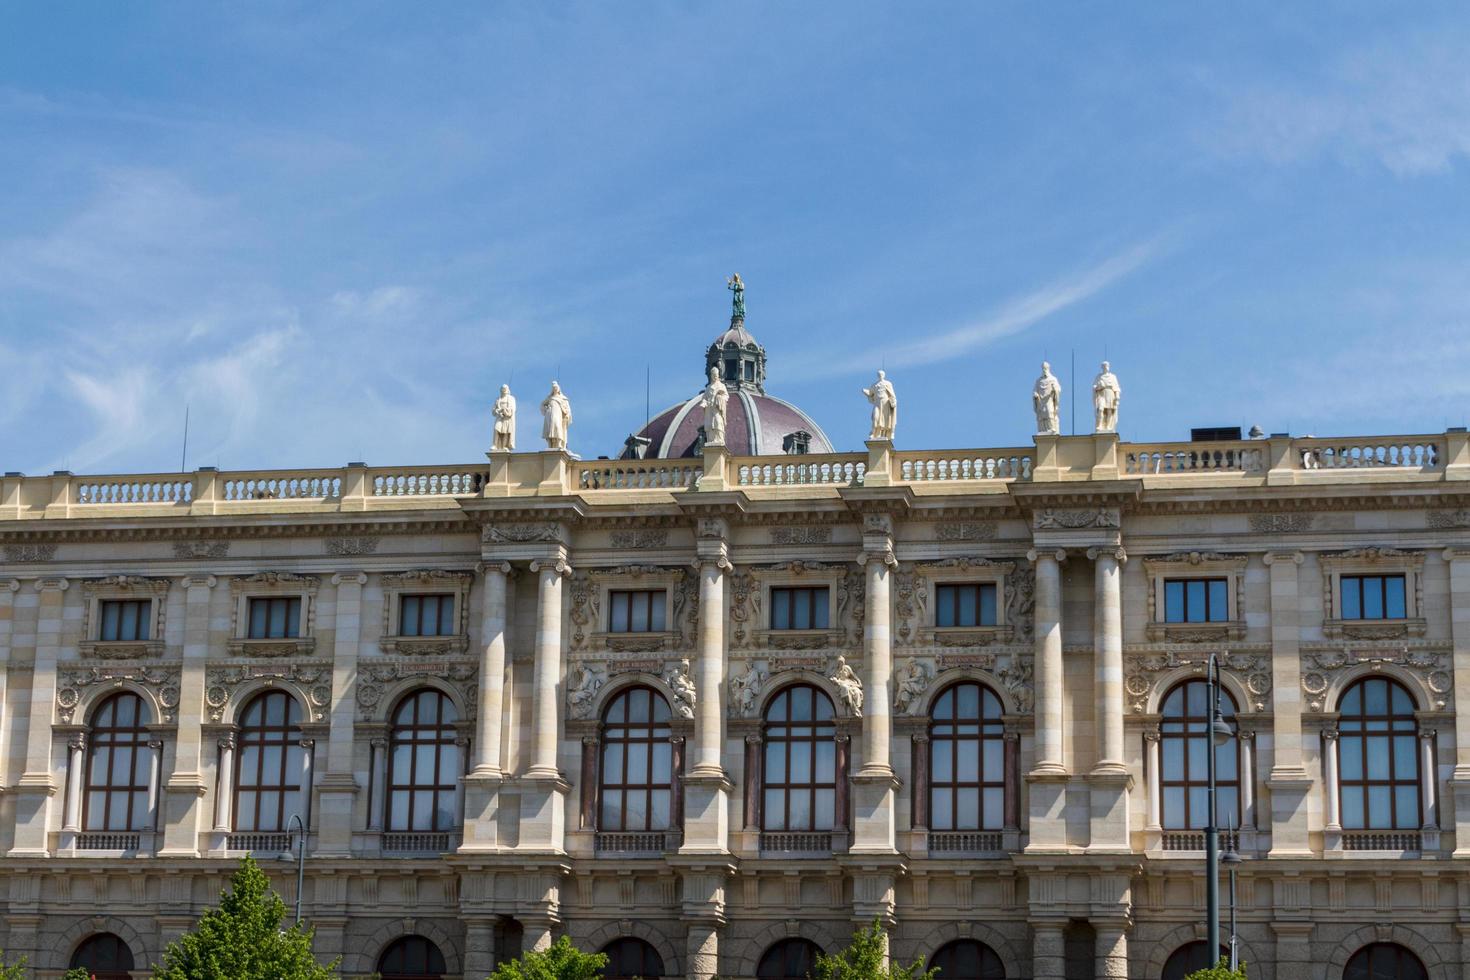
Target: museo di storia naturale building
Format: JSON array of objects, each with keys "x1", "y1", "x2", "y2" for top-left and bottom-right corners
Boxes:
[{"x1": 2, "y1": 284, "x2": 1469, "y2": 980}]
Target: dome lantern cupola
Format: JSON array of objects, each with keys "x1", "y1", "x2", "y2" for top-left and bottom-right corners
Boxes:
[{"x1": 706, "y1": 273, "x2": 766, "y2": 392}]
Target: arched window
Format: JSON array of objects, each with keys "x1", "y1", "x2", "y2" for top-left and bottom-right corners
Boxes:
[
  {"x1": 235, "y1": 691, "x2": 306, "y2": 832},
  {"x1": 930, "y1": 939, "x2": 1006, "y2": 979},
  {"x1": 762, "y1": 685, "x2": 837, "y2": 831},
  {"x1": 929, "y1": 682, "x2": 1006, "y2": 831},
  {"x1": 757, "y1": 938, "x2": 823, "y2": 980},
  {"x1": 600, "y1": 937, "x2": 666, "y2": 979},
  {"x1": 84, "y1": 693, "x2": 154, "y2": 832},
  {"x1": 1162, "y1": 942, "x2": 1229, "y2": 980},
  {"x1": 71, "y1": 933, "x2": 135, "y2": 980},
  {"x1": 599, "y1": 686, "x2": 673, "y2": 831},
  {"x1": 388, "y1": 690, "x2": 461, "y2": 831},
  {"x1": 1338, "y1": 678, "x2": 1420, "y2": 830},
  {"x1": 1344, "y1": 943, "x2": 1428, "y2": 980},
  {"x1": 378, "y1": 935, "x2": 448, "y2": 980},
  {"x1": 1160, "y1": 680, "x2": 1239, "y2": 829}
]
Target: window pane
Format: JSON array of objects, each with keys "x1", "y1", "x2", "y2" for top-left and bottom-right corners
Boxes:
[
  {"x1": 250, "y1": 600, "x2": 268, "y2": 638},
  {"x1": 1208, "y1": 580, "x2": 1228, "y2": 621},
  {"x1": 624, "y1": 791, "x2": 647, "y2": 829},
  {"x1": 931, "y1": 788, "x2": 952, "y2": 829},
  {"x1": 1341, "y1": 579, "x2": 1362, "y2": 619},
  {"x1": 1365, "y1": 680, "x2": 1388, "y2": 715},
  {"x1": 764, "y1": 790, "x2": 785, "y2": 830},
  {"x1": 402, "y1": 596, "x2": 421, "y2": 636},
  {"x1": 269, "y1": 599, "x2": 287, "y2": 636},
  {"x1": 1386, "y1": 576, "x2": 1406, "y2": 618},
  {"x1": 650, "y1": 789, "x2": 670, "y2": 829},
  {"x1": 1163, "y1": 787, "x2": 1185, "y2": 827},
  {"x1": 958, "y1": 586, "x2": 977, "y2": 627},
  {"x1": 789, "y1": 790, "x2": 811, "y2": 828},
  {"x1": 813, "y1": 788, "x2": 834, "y2": 829},
  {"x1": 1364, "y1": 579, "x2": 1384, "y2": 619},
  {"x1": 956, "y1": 739, "x2": 979, "y2": 780},
  {"x1": 651, "y1": 592, "x2": 667, "y2": 631},
  {"x1": 764, "y1": 743, "x2": 784, "y2": 782},
  {"x1": 286, "y1": 598, "x2": 301, "y2": 637},
  {"x1": 1165, "y1": 581, "x2": 1184, "y2": 622},
  {"x1": 772, "y1": 590, "x2": 790, "y2": 629},
  {"x1": 1215, "y1": 743, "x2": 1236, "y2": 780},
  {"x1": 956, "y1": 788, "x2": 979, "y2": 828},
  {"x1": 1341, "y1": 786, "x2": 1363, "y2": 829},
  {"x1": 611, "y1": 594, "x2": 629, "y2": 632},
  {"x1": 790, "y1": 745, "x2": 811, "y2": 783},
  {"x1": 979, "y1": 585, "x2": 997, "y2": 626},
  {"x1": 982, "y1": 787, "x2": 1004, "y2": 829},
  {"x1": 933, "y1": 741, "x2": 953, "y2": 782},
  {"x1": 814, "y1": 742, "x2": 835, "y2": 782},
  {"x1": 793, "y1": 591, "x2": 810, "y2": 629},
  {"x1": 1162, "y1": 739, "x2": 1184, "y2": 780},
  {"x1": 1187, "y1": 787, "x2": 1208, "y2": 829},
  {"x1": 982, "y1": 739, "x2": 1003, "y2": 779},
  {"x1": 936, "y1": 585, "x2": 955, "y2": 627},
  {"x1": 101, "y1": 601, "x2": 121, "y2": 640},
  {"x1": 1340, "y1": 738, "x2": 1363, "y2": 780},
  {"x1": 1186, "y1": 581, "x2": 1206, "y2": 622},
  {"x1": 630, "y1": 594, "x2": 649, "y2": 632},
  {"x1": 813, "y1": 589, "x2": 829, "y2": 629},
  {"x1": 1394, "y1": 786, "x2": 1419, "y2": 829},
  {"x1": 237, "y1": 791, "x2": 258, "y2": 830},
  {"x1": 1367, "y1": 785, "x2": 1392, "y2": 827}
]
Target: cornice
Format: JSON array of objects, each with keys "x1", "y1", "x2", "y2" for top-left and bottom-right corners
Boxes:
[
  {"x1": 1008, "y1": 480, "x2": 1143, "y2": 510},
  {"x1": 0, "y1": 515, "x2": 474, "y2": 545},
  {"x1": 459, "y1": 499, "x2": 587, "y2": 524},
  {"x1": 1129, "y1": 486, "x2": 1470, "y2": 516}
]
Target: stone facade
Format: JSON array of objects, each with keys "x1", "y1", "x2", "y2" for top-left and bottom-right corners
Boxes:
[{"x1": 1, "y1": 428, "x2": 1470, "y2": 979}]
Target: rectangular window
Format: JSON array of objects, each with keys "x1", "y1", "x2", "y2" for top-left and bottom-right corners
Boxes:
[
  {"x1": 1340, "y1": 574, "x2": 1407, "y2": 620},
  {"x1": 935, "y1": 583, "x2": 998, "y2": 627},
  {"x1": 99, "y1": 599, "x2": 151, "y2": 641},
  {"x1": 247, "y1": 596, "x2": 302, "y2": 639},
  {"x1": 400, "y1": 594, "x2": 455, "y2": 636},
  {"x1": 770, "y1": 587, "x2": 830, "y2": 630},
  {"x1": 608, "y1": 590, "x2": 667, "y2": 633},
  {"x1": 1163, "y1": 578, "x2": 1228, "y2": 623}
]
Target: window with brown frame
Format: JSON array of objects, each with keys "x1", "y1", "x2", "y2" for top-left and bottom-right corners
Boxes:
[
  {"x1": 99, "y1": 599, "x2": 151, "y2": 641},
  {"x1": 377, "y1": 935, "x2": 448, "y2": 980},
  {"x1": 399, "y1": 594, "x2": 455, "y2": 637},
  {"x1": 935, "y1": 583, "x2": 998, "y2": 628},
  {"x1": 756, "y1": 939, "x2": 823, "y2": 980},
  {"x1": 247, "y1": 596, "x2": 301, "y2": 639},
  {"x1": 1163, "y1": 578, "x2": 1228, "y2": 623},
  {"x1": 387, "y1": 690, "x2": 461, "y2": 832},
  {"x1": 929, "y1": 682, "x2": 1006, "y2": 830},
  {"x1": 761, "y1": 684, "x2": 836, "y2": 831},
  {"x1": 1344, "y1": 944, "x2": 1428, "y2": 980},
  {"x1": 1339, "y1": 574, "x2": 1408, "y2": 620},
  {"x1": 1159, "y1": 680, "x2": 1239, "y2": 829},
  {"x1": 1338, "y1": 677, "x2": 1420, "y2": 830},
  {"x1": 929, "y1": 940, "x2": 1007, "y2": 980},
  {"x1": 234, "y1": 691, "x2": 306, "y2": 833},
  {"x1": 599, "y1": 686, "x2": 673, "y2": 831},
  {"x1": 769, "y1": 587, "x2": 829, "y2": 630},
  {"x1": 83, "y1": 692, "x2": 154, "y2": 832},
  {"x1": 608, "y1": 590, "x2": 667, "y2": 633},
  {"x1": 600, "y1": 937, "x2": 667, "y2": 980},
  {"x1": 69, "y1": 933, "x2": 135, "y2": 980}
]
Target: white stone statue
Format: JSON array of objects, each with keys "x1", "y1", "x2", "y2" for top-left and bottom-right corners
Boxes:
[
  {"x1": 491, "y1": 384, "x2": 516, "y2": 452},
  {"x1": 665, "y1": 658, "x2": 697, "y2": 719},
  {"x1": 729, "y1": 661, "x2": 768, "y2": 717},
  {"x1": 1032, "y1": 361, "x2": 1062, "y2": 435},
  {"x1": 830, "y1": 655, "x2": 864, "y2": 717},
  {"x1": 892, "y1": 658, "x2": 933, "y2": 714},
  {"x1": 1092, "y1": 361, "x2": 1121, "y2": 434},
  {"x1": 540, "y1": 381, "x2": 573, "y2": 451},
  {"x1": 862, "y1": 370, "x2": 898, "y2": 441},
  {"x1": 700, "y1": 366, "x2": 729, "y2": 447},
  {"x1": 566, "y1": 661, "x2": 606, "y2": 719}
]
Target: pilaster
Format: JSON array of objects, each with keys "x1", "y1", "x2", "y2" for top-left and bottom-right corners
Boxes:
[
  {"x1": 316, "y1": 571, "x2": 366, "y2": 856},
  {"x1": 160, "y1": 574, "x2": 215, "y2": 857},
  {"x1": 1264, "y1": 550, "x2": 1313, "y2": 857},
  {"x1": 10, "y1": 577, "x2": 67, "y2": 857}
]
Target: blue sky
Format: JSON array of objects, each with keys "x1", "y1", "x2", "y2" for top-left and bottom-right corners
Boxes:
[{"x1": 3, "y1": 4, "x2": 1470, "y2": 474}]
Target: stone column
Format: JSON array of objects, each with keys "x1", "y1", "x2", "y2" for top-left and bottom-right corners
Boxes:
[
  {"x1": 1239, "y1": 731, "x2": 1257, "y2": 837},
  {"x1": 147, "y1": 738, "x2": 165, "y2": 834},
  {"x1": 1322, "y1": 730, "x2": 1341, "y2": 835},
  {"x1": 578, "y1": 736, "x2": 598, "y2": 830},
  {"x1": 1144, "y1": 731, "x2": 1162, "y2": 831},
  {"x1": 686, "y1": 922, "x2": 720, "y2": 980},
  {"x1": 463, "y1": 917, "x2": 496, "y2": 980},
  {"x1": 462, "y1": 562, "x2": 511, "y2": 853},
  {"x1": 910, "y1": 734, "x2": 930, "y2": 831},
  {"x1": 682, "y1": 520, "x2": 733, "y2": 855},
  {"x1": 298, "y1": 738, "x2": 316, "y2": 829},
  {"x1": 852, "y1": 538, "x2": 899, "y2": 854},
  {"x1": 1420, "y1": 730, "x2": 1438, "y2": 831},
  {"x1": 213, "y1": 734, "x2": 236, "y2": 833},
  {"x1": 62, "y1": 733, "x2": 87, "y2": 836},
  {"x1": 1087, "y1": 547, "x2": 1131, "y2": 852},
  {"x1": 316, "y1": 572, "x2": 365, "y2": 856},
  {"x1": 519, "y1": 556, "x2": 571, "y2": 851},
  {"x1": 523, "y1": 921, "x2": 554, "y2": 953},
  {"x1": 162, "y1": 574, "x2": 216, "y2": 857},
  {"x1": 1094, "y1": 924, "x2": 1129, "y2": 979},
  {"x1": 742, "y1": 734, "x2": 762, "y2": 829},
  {"x1": 10, "y1": 577, "x2": 67, "y2": 857},
  {"x1": 1030, "y1": 922, "x2": 1065, "y2": 980},
  {"x1": 1444, "y1": 550, "x2": 1470, "y2": 854},
  {"x1": 1264, "y1": 550, "x2": 1313, "y2": 856},
  {"x1": 1029, "y1": 549, "x2": 1067, "y2": 772},
  {"x1": 367, "y1": 737, "x2": 387, "y2": 832}
]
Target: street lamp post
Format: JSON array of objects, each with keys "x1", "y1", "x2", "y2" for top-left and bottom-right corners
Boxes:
[
  {"x1": 1223, "y1": 816, "x2": 1242, "y2": 972},
  {"x1": 288, "y1": 812, "x2": 305, "y2": 926},
  {"x1": 1205, "y1": 654, "x2": 1235, "y2": 967}
]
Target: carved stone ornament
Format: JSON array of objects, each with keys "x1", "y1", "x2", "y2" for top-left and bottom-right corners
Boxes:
[
  {"x1": 770, "y1": 527, "x2": 832, "y2": 545},
  {"x1": 1006, "y1": 565, "x2": 1035, "y2": 642},
  {"x1": 325, "y1": 536, "x2": 379, "y2": 556},
  {"x1": 894, "y1": 569, "x2": 926, "y2": 646},
  {"x1": 3, "y1": 543, "x2": 57, "y2": 562},
  {"x1": 729, "y1": 660, "x2": 769, "y2": 718},
  {"x1": 837, "y1": 568, "x2": 866, "y2": 647},
  {"x1": 483, "y1": 522, "x2": 562, "y2": 544},
  {"x1": 81, "y1": 574, "x2": 172, "y2": 595},
  {"x1": 697, "y1": 519, "x2": 726, "y2": 540},
  {"x1": 664, "y1": 658, "x2": 696, "y2": 719},
  {"x1": 1428, "y1": 510, "x2": 1470, "y2": 529},
  {"x1": 566, "y1": 661, "x2": 608, "y2": 719},
  {"x1": 57, "y1": 663, "x2": 182, "y2": 724},
  {"x1": 893, "y1": 658, "x2": 933, "y2": 713},
  {"x1": 830, "y1": 655, "x2": 864, "y2": 717},
  {"x1": 1033, "y1": 508, "x2": 1119, "y2": 530},
  {"x1": 1124, "y1": 650, "x2": 1272, "y2": 713},
  {"x1": 609, "y1": 529, "x2": 669, "y2": 549},
  {"x1": 207, "y1": 662, "x2": 333, "y2": 723},
  {"x1": 934, "y1": 521, "x2": 997, "y2": 542},
  {"x1": 172, "y1": 540, "x2": 231, "y2": 559},
  {"x1": 229, "y1": 571, "x2": 320, "y2": 593},
  {"x1": 1248, "y1": 513, "x2": 1314, "y2": 533},
  {"x1": 729, "y1": 571, "x2": 761, "y2": 649},
  {"x1": 354, "y1": 659, "x2": 478, "y2": 720},
  {"x1": 1300, "y1": 646, "x2": 1449, "y2": 712}
]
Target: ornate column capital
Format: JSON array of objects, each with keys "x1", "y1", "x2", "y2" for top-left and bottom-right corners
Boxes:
[
  {"x1": 34, "y1": 576, "x2": 69, "y2": 592},
  {"x1": 217, "y1": 733, "x2": 236, "y2": 751},
  {"x1": 476, "y1": 560, "x2": 515, "y2": 578},
  {"x1": 330, "y1": 571, "x2": 368, "y2": 587},
  {"x1": 1026, "y1": 548, "x2": 1068, "y2": 564},
  {"x1": 1143, "y1": 730, "x2": 1161, "y2": 743},
  {"x1": 68, "y1": 733, "x2": 87, "y2": 753},
  {"x1": 1086, "y1": 546, "x2": 1127, "y2": 564},
  {"x1": 1323, "y1": 729, "x2": 1339, "y2": 742},
  {"x1": 692, "y1": 555, "x2": 733, "y2": 573},
  {"x1": 581, "y1": 735, "x2": 599, "y2": 747},
  {"x1": 529, "y1": 557, "x2": 574, "y2": 578},
  {"x1": 181, "y1": 574, "x2": 218, "y2": 590},
  {"x1": 1420, "y1": 729, "x2": 1438, "y2": 741},
  {"x1": 1263, "y1": 550, "x2": 1304, "y2": 567},
  {"x1": 370, "y1": 736, "x2": 388, "y2": 750},
  {"x1": 856, "y1": 549, "x2": 898, "y2": 570},
  {"x1": 745, "y1": 732, "x2": 762, "y2": 745}
]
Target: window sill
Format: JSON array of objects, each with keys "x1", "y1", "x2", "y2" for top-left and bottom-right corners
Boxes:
[
  {"x1": 1145, "y1": 621, "x2": 1245, "y2": 642},
  {"x1": 593, "y1": 630, "x2": 678, "y2": 653},
  {"x1": 227, "y1": 637, "x2": 316, "y2": 658},
  {"x1": 1323, "y1": 618, "x2": 1426, "y2": 640},
  {"x1": 921, "y1": 626, "x2": 1013, "y2": 647},
  {"x1": 79, "y1": 640, "x2": 164, "y2": 660},
  {"x1": 379, "y1": 634, "x2": 469, "y2": 656},
  {"x1": 755, "y1": 628, "x2": 844, "y2": 650}
]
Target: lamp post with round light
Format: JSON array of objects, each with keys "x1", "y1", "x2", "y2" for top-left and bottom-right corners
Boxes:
[{"x1": 1205, "y1": 654, "x2": 1236, "y2": 965}]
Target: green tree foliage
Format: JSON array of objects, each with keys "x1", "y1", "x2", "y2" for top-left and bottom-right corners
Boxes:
[
  {"x1": 1185, "y1": 958, "x2": 1247, "y2": 980},
  {"x1": 152, "y1": 855, "x2": 339, "y2": 980},
  {"x1": 0, "y1": 953, "x2": 26, "y2": 980},
  {"x1": 486, "y1": 936, "x2": 606, "y2": 980},
  {"x1": 810, "y1": 921, "x2": 936, "y2": 980},
  {"x1": 61, "y1": 970, "x2": 95, "y2": 980}
]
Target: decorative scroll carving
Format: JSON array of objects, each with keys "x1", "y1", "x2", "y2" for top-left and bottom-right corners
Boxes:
[
  {"x1": 325, "y1": 536, "x2": 379, "y2": 556},
  {"x1": 3, "y1": 544, "x2": 56, "y2": 562},
  {"x1": 567, "y1": 661, "x2": 608, "y2": 719},
  {"x1": 353, "y1": 659, "x2": 478, "y2": 719},
  {"x1": 1248, "y1": 513, "x2": 1313, "y2": 533},
  {"x1": 770, "y1": 527, "x2": 832, "y2": 545},
  {"x1": 1006, "y1": 565, "x2": 1035, "y2": 642},
  {"x1": 830, "y1": 655, "x2": 863, "y2": 717},
  {"x1": 934, "y1": 521, "x2": 997, "y2": 542},
  {"x1": 57, "y1": 663, "x2": 181, "y2": 724},
  {"x1": 483, "y1": 522, "x2": 561, "y2": 544},
  {"x1": 230, "y1": 571, "x2": 320, "y2": 592},
  {"x1": 569, "y1": 573, "x2": 600, "y2": 651},
  {"x1": 664, "y1": 658, "x2": 696, "y2": 719},
  {"x1": 837, "y1": 567, "x2": 865, "y2": 647},
  {"x1": 1300, "y1": 646, "x2": 1450, "y2": 712},
  {"x1": 609, "y1": 529, "x2": 669, "y2": 549},
  {"x1": 172, "y1": 541, "x2": 230, "y2": 559},
  {"x1": 729, "y1": 661, "x2": 769, "y2": 718},
  {"x1": 1322, "y1": 547, "x2": 1420, "y2": 563},
  {"x1": 894, "y1": 570, "x2": 926, "y2": 646},
  {"x1": 206, "y1": 661, "x2": 334, "y2": 723},
  {"x1": 1033, "y1": 508, "x2": 1119, "y2": 530},
  {"x1": 1124, "y1": 650, "x2": 1272, "y2": 713},
  {"x1": 729, "y1": 572, "x2": 761, "y2": 649},
  {"x1": 673, "y1": 572, "x2": 699, "y2": 646},
  {"x1": 893, "y1": 658, "x2": 933, "y2": 713},
  {"x1": 81, "y1": 575, "x2": 171, "y2": 595},
  {"x1": 382, "y1": 569, "x2": 474, "y2": 588}
]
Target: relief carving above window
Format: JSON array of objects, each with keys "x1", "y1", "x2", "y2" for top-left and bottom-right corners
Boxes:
[
  {"x1": 1141, "y1": 552, "x2": 1247, "y2": 642},
  {"x1": 1318, "y1": 547, "x2": 1426, "y2": 639},
  {"x1": 568, "y1": 564, "x2": 698, "y2": 653}
]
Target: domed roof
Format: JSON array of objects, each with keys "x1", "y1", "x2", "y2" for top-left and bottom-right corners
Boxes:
[{"x1": 620, "y1": 282, "x2": 834, "y2": 460}]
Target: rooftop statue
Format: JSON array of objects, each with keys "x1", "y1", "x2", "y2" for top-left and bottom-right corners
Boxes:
[
  {"x1": 863, "y1": 369, "x2": 898, "y2": 441},
  {"x1": 1092, "y1": 360, "x2": 1121, "y2": 434},
  {"x1": 541, "y1": 381, "x2": 573, "y2": 451},
  {"x1": 700, "y1": 366, "x2": 729, "y2": 447},
  {"x1": 727, "y1": 273, "x2": 745, "y2": 320},
  {"x1": 1032, "y1": 361, "x2": 1062, "y2": 435},
  {"x1": 491, "y1": 384, "x2": 516, "y2": 452}
]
